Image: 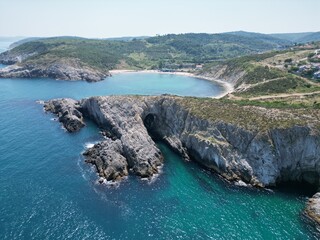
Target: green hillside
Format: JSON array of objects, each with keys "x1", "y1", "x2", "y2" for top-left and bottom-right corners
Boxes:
[
  {"x1": 270, "y1": 32, "x2": 320, "y2": 43},
  {"x1": 0, "y1": 32, "x2": 293, "y2": 71},
  {"x1": 202, "y1": 46, "x2": 320, "y2": 98}
]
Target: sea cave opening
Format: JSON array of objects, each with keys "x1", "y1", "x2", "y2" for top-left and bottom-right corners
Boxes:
[{"x1": 143, "y1": 113, "x2": 162, "y2": 140}]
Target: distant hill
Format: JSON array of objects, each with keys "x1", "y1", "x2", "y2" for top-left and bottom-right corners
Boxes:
[
  {"x1": 9, "y1": 37, "x2": 43, "y2": 49},
  {"x1": 270, "y1": 32, "x2": 320, "y2": 43},
  {"x1": 8, "y1": 36, "x2": 150, "y2": 48},
  {"x1": 297, "y1": 32, "x2": 320, "y2": 43},
  {"x1": 225, "y1": 31, "x2": 292, "y2": 47},
  {"x1": 104, "y1": 36, "x2": 150, "y2": 41},
  {"x1": 8, "y1": 36, "x2": 87, "y2": 49},
  {"x1": 1, "y1": 32, "x2": 294, "y2": 72}
]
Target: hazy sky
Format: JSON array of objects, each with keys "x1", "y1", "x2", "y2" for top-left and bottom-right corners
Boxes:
[{"x1": 0, "y1": 0, "x2": 319, "y2": 38}]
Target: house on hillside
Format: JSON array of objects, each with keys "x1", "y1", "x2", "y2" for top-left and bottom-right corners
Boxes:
[{"x1": 298, "y1": 65, "x2": 312, "y2": 73}]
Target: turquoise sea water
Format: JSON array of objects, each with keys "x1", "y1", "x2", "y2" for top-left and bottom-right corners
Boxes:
[
  {"x1": 0, "y1": 75, "x2": 318, "y2": 239},
  {"x1": 0, "y1": 43, "x2": 318, "y2": 239}
]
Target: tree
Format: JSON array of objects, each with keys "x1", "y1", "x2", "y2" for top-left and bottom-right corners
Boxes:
[{"x1": 284, "y1": 58, "x2": 293, "y2": 64}]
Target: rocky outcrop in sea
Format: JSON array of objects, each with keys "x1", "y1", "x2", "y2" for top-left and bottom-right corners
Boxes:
[
  {"x1": 44, "y1": 98, "x2": 85, "y2": 132},
  {"x1": 44, "y1": 96, "x2": 320, "y2": 185},
  {"x1": 0, "y1": 55, "x2": 109, "y2": 82},
  {"x1": 44, "y1": 95, "x2": 320, "y2": 226}
]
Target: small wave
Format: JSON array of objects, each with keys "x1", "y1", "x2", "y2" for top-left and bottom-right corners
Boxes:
[
  {"x1": 98, "y1": 178, "x2": 121, "y2": 188},
  {"x1": 235, "y1": 180, "x2": 248, "y2": 187},
  {"x1": 77, "y1": 157, "x2": 91, "y2": 181},
  {"x1": 84, "y1": 142, "x2": 98, "y2": 149},
  {"x1": 147, "y1": 164, "x2": 163, "y2": 184},
  {"x1": 265, "y1": 188, "x2": 274, "y2": 193},
  {"x1": 36, "y1": 100, "x2": 45, "y2": 105}
]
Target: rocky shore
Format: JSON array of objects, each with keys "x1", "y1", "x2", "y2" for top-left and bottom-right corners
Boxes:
[
  {"x1": 0, "y1": 57, "x2": 110, "y2": 82},
  {"x1": 44, "y1": 95, "x2": 320, "y2": 225},
  {"x1": 306, "y1": 193, "x2": 320, "y2": 227},
  {"x1": 44, "y1": 98, "x2": 85, "y2": 132}
]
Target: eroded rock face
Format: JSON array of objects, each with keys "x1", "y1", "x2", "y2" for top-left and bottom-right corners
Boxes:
[
  {"x1": 44, "y1": 96, "x2": 163, "y2": 181},
  {"x1": 45, "y1": 95, "x2": 320, "y2": 229},
  {"x1": 0, "y1": 50, "x2": 37, "y2": 65},
  {"x1": 44, "y1": 98, "x2": 85, "y2": 132},
  {"x1": 44, "y1": 96, "x2": 320, "y2": 188},
  {"x1": 81, "y1": 96, "x2": 163, "y2": 179},
  {"x1": 83, "y1": 139, "x2": 129, "y2": 181},
  {"x1": 0, "y1": 59, "x2": 109, "y2": 82}
]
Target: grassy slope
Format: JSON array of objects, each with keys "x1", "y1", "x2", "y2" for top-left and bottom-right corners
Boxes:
[
  {"x1": 177, "y1": 97, "x2": 320, "y2": 131},
  {"x1": 202, "y1": 44, "x2": 320, "y2": 98},
  {"x1": 197, "y1": 44, "x2": 320, "y2": 129}
]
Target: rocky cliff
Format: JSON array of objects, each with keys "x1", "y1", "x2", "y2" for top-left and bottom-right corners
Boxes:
[
  {"x1": 199, "y1": 64, "x2": 246, "y2": 86},
  {"x1": 0, "y1": 57, "x2": 109, "y2": 82},
  {"x1": 44, "y1": 95, "x2": 320, "y2": 226},
  {"x1": 305, "y1": 193, "x2": 320, "y2": 227},
  {"x1": 44, "y1": 95, "x2": 320, "y2": 187},
  {"x1": 44, "y1": 98, "x2": 85, "y2": 132}
]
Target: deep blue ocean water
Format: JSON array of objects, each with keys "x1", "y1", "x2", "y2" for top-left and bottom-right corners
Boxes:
[{"x1": 0, "y1": 42, "x2": 318, "y2": 239}]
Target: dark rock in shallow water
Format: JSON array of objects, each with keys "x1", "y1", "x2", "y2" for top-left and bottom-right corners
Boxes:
[{"x1": 44, "y1": 98, "x2": 85, "y2": 132}]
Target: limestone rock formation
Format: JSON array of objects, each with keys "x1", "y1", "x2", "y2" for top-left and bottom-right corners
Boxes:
[
  {"x1": 0, "y1": 50, "x2": 37, "y2": 65},
  {"x1": 0, "y1": 58, "x2": 109, "y2": 82},
  {"x1": 81, "y1": 96, "x2": 163, "y2": 178},
  {"x1": 44, "y1": 96, "x2": 320, "y2": 188},
  {"x1": 83, "y1": 139, "x2": 129, "y2": 181},
  {"x1": 305, "y1": 193, "x2": 320, "y2": 226},
  {"x1": 44, "y1": 98, "x2": 85, "y2": 132}
]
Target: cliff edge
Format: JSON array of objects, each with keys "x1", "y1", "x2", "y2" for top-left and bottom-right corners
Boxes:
[
  {"x1": 44, "y1": 95, "x2": 320, "y2": 226},
  {"x1": 44, "y1": 96, "x2": 320, "y2": 187}
]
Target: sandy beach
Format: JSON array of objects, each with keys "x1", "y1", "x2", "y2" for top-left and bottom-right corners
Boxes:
[{"x1": 109, "y1": 69, "x2": 234, "y2": 98}]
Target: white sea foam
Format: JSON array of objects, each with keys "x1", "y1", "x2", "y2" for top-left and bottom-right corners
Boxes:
[
  {"x1": 36, "y1": 100, "x2": 45, "y2": 105},
  {"x1": 235, "y1": 180, "x2": 248, "y2": 187},
  {"x1": 84, "y1": 142, "x2": 95, "y2": 149},
  {"x1": 265, "y1": 188, "x2": 274, "y2": 193}
]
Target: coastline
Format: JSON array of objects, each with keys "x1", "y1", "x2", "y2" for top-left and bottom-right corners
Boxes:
[{"x1": 109, "y1": 69, "x2": 234, "y2": 99}]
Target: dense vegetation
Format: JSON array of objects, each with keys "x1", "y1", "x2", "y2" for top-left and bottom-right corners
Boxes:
[
  {"x1": 2, "y1": 32, "x2": 293, "y2": 71},
  {"x1": 2, "y1": 32, "x2": 320, "y2": 109},
  {"x1": 269, "y1": 32, "x2": 320, "y2": 43}
]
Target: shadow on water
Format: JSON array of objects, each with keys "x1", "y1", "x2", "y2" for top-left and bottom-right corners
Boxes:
[{"x1": 274, "y1": 181, "x2": 318, "y2": 198}]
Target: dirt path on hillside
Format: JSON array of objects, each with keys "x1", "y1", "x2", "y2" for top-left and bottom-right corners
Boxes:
[{"x1": 249, "y1": 91, "x2": 320, "y2": 100}]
